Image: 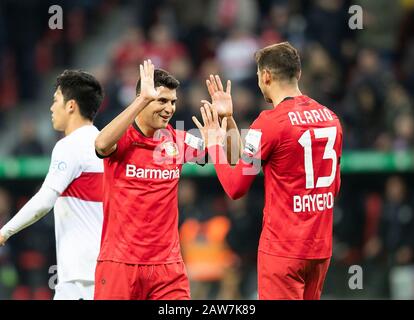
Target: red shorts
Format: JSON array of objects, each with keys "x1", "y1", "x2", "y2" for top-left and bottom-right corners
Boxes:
[
  {"x1": 94, "y1": 260, "x2": 190, "y2": 300},
  {"x1": 258, "y1": 251, "x2": 330, "y2": 300}
]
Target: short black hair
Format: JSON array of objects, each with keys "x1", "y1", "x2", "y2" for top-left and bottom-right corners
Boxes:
[
  {"x1": 135, "y1": 68, "x2": 180, "y2": 96},
  {"x1": 55, "y1": 70, "x2": 103, "y2": 121}
]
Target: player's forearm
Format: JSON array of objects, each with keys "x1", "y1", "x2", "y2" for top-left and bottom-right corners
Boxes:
[
  {"x1": 95, "y1": 96, "x2": 153, "y2": 155},
  {"x1": 225, "y1": 116, "x2": 242, "y2": 166},
  {"x1": 208, "y1": 144, "x2": 256, "y2": 200},
  {"x1": 0, "y1": 185, "x2": 59, "y2": 240}
]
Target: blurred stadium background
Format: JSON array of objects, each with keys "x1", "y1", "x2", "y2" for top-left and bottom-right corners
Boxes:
[{"x1": 1, "y1": 0, "x2": 414, "y2": 300}]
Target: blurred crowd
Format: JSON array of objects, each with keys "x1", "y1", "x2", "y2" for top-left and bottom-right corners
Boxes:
[
  {"x1": 327, "y1": 173, "x2": 414, "y2": 299},
  {"x1": 0, "y1": 0, "x2": 119, "y2": 128},
  {"x1": 2, "y1": 0, "x2": 414, "y2": 154},
  {"x1": 1, "y1": 0, "x2": 414, "y2": 299}
]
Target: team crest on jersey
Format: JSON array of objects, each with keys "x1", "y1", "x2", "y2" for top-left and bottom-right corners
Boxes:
[{"x1": 162, "y1": 141, "x2": 179, "y2": 157}]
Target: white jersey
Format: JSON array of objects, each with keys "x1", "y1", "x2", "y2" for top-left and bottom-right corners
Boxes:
[{"x1": 43, "y1": 125, "x2": 103, "y2": 283}]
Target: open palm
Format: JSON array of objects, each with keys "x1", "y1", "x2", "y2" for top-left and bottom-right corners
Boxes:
[
  {"x1": 192, "y1": 102, "x2": 227, "y2": 148},
  {"x1": 204, "y1": 75, "x2": 233, "y2": 118},
  {"x1": 140, "y1": 59, "x2": 161, "y2": 101}
]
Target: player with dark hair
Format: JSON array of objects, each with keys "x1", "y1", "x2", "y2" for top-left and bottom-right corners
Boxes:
[
  {"x1": 0, "y1": 70, "x2": 104, "y2": 299},
  {"x1": 94, "y1": 60, "x2": 237, "y2": 300},
  {"x1": 55, "y1": 70, "x2": 103, "y2": 121},
  {"x1": 193, "y1": 42, "x2": 343, "y2": 300}
]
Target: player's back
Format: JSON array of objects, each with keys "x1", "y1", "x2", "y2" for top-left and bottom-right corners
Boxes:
[
  {"x1": 46, "y1": 125, "x2": 104, "y2": 282},
  {"x1": 256, "y1": 95, "x2": 342, "y2": 259}
]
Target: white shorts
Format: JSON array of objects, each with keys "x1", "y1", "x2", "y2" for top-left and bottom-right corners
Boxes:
[{"x1": 54, "y1": 280, "x2": 95, "y2": 300}]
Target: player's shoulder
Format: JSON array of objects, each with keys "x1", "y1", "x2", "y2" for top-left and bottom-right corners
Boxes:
[
  {"x1": 327, "y1": 107, "x2": 341, "y2": 124},
  {"x1": 53, "y1": 135, "x2": 71, "y2": 153},
  {"x1": 251, "y1": 106, "x2": 285, "y2": 131},
  {"x1": 301, "y1": 96, "x2": 342, "y2": 125},
  {"x1": 117, "y1": 123, "x2": 138, "y2": 144},
  {"x1": 83, "y1": 124, "x2": 100, "y2": 139},
  {"x1": 166, "y1": 124, "x2": 178, "y2": 135},
  {"x1": 314, "y1": 101, "x2": 342, "y2": 129},
  {"x1": 50, "y1": 137, "x2": 79, "y2": 165},
  {"x1": 254, "y1": 108, "x2": 274, "y2": 123},
  {"x1": 52, "y1": 125, "x2": 98, "y2": 156},
  {"x1": 65, "y1": 125, "x2": 99, "y2": 143}
]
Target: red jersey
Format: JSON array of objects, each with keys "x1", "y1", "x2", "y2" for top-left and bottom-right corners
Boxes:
[
  {"x1": 208, "y1": 95, "x2": 343, "y2": 259},
  {"x1": 98, "y1": 122, "x2": 205, "y2": 264}
]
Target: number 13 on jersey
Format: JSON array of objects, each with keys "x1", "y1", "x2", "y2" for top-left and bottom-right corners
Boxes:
[{"x1": 298, "y1": 127, "x2": 337, "y2": 189}]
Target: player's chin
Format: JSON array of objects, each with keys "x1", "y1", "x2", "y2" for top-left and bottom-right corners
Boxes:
[
  {"x1": 51, "y1": 120, "x2": 58, "y2": 130},
  {"x1": 52, "y1": 120, "x2": 64, "y2": 132},
  {"x1": 157, "y1": 117, "x2": 170, "y2": 128}
]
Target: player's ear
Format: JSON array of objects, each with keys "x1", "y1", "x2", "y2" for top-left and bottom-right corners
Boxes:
[
  {"x1": 297, "y1": 70, "x2": 302, "y2": 81},
  {"x1": 264, "y1": 69, "x2": 272, "y2": 85},
  {"x1": 66, "y1": 99, "x2": 76, "y2": 114}
]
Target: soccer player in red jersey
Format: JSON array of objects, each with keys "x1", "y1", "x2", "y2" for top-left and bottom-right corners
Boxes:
[
  {"x1": 94, "y1": 60, "x2": 237, "y2": 300},
  {"x1": 193, "y1": 42, "x2": 343, "y2": 300}
]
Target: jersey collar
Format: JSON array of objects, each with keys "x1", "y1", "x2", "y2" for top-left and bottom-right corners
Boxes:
[
  {"x1": 133, "y1": 120, "x2": 152, "y2": 138},
  {"x1": 281, "y1": 96, "x2": 294, "y2": 103}
]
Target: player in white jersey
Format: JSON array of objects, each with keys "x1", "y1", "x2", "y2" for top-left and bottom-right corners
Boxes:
[{"x1": 0, "y1": 70, "x2": 104, "y2": 300}]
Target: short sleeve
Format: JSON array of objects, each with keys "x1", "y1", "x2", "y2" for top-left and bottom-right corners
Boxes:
[
  {"x1": 242, "y1": 114, "x2": 275, "y2": 163},
  {"x1": 43, "y1": 140, "x2": 81, "y2": 194},
  {"x1": 99, "y1": 130, "x2": 129, "y2": 161}
]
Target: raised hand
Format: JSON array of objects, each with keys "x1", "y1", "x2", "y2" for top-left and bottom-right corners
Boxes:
[
  {"x1": 139, "y1": 59, "x2": 162, "y2": 102},
  {"x1": 203, "y1": 75, "x2": 233, "y2": 118},
  {"x1": 192, "y1": 102, "x2": 227, "y2": 148}
]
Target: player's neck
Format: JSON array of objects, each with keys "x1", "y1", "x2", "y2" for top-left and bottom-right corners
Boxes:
[
  {"x1": 64, "y1": 117, "x2": 92, "y2": 136},
  {"x1": 268, "y1": 82, "x2": 302, "y2": 108},
  {"x1": 134, "y1": 117, "x2": 155, "y2": 137}
]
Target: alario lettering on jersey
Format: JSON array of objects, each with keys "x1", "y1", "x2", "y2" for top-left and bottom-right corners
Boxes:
[{"x1": 288, "y1": 108, "x2": 333, "y2": 126}]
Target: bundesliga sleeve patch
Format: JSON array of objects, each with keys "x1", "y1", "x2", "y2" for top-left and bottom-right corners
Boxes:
[
  {"x1": 51, "y1": 160, "x2": 68, "y2": 172},
  {"x1": 185, "y1": 133, "x2": 205, "y2": 151},
  {"x1": 244, "y1": 129, "x2": 262, "y2": 155}
]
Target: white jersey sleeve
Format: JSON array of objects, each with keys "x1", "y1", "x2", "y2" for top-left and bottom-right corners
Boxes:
[
  {"x1": 0, "y1": 185, "x2": 59, "y2": 240},
  {"x1": 43, "y1": 140, "x2": 81, "y2": 194}
]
